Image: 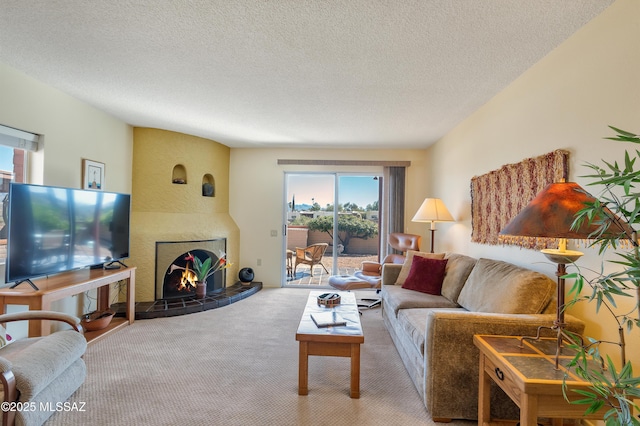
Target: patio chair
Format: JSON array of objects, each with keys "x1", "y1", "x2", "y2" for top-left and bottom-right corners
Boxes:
[{"x1": 293, "y1": 243, "x2": 329, "y2": 277}]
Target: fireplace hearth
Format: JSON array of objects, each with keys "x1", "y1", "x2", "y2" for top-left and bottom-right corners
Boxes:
[{"x1": 111, "y1": 281, "x2": 262, "y2": 319}]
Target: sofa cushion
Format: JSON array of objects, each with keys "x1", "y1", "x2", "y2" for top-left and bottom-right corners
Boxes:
[
  {"x1": 381, "y1": 263, "x2": 402, "y2": 285},
  {"x1": 397, "y1": 307, "x2": 465, "y2": 357},
  {"x1": 382, "y1": 285, "x2": 459, "y2": 317},
  {"x1": 397, "y1": 308, "x2": 429, "y2": 357},
  {"x1": 402, "y1": 257, "x2": 448, "y2": 295},
  {"x1": 442, "y1": 253, "x2": 477, "y2": 303},
  {"x1": 395, "y1": 250, "x2": 446, "y2": 286},
  {"x1": 457, "y1": 258, "x2": 555, "y2": 314}
]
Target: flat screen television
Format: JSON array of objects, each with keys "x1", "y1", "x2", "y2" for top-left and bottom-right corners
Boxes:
[{"x1": 4, "y1": 183, "x2": 131, "y2": 286}]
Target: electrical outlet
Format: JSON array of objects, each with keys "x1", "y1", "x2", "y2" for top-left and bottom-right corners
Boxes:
[
  {"x1": 257, "y1": 258, "x2": 262, "y2": 266},
  {"x1": 270, "y1": 229, "x2": 277, "y2": 237}
]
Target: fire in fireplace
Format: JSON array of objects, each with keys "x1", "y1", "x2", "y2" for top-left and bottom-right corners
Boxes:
[{"x1": 155, "y1": 239, "x2": 226, "y2": 300}]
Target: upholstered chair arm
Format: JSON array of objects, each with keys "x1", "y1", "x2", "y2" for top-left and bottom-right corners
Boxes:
[
  {"x1": 0, "y1": 311, "x2": 83, "y2": 333},
  {"x1": 0, "y1": 356, "x2": 12, "y2": 373},
  {"x1": 0, "y1": 356, "x2": 16, "y2": 426},
  {"x1": 381, "y1": 263, "x2": 402, "y2": 286},
  {"x1": 423, "y1": 310, "x2": 585, "y2": 421}
]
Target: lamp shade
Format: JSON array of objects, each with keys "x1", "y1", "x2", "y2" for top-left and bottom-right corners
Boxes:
[
  {"x1": 500, "y1": 181, "x2": 634, "y2": 371},
  {"x1": 411, "y1": 198, "x2": 454, "y2": 223},
  {"x1": 499, "y1": 182, "x2": 624, "y2": 239}
]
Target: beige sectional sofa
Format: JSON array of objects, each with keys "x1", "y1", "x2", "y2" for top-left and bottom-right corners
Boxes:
[{"x1": 381, "y1": 252, "x2": 585, "y2": 422}]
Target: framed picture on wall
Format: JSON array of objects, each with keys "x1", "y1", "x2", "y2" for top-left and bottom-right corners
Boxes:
[{"x1": 82, "y1": 159, "x2": 105, "y2": 190}]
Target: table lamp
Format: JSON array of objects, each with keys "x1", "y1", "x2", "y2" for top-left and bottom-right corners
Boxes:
[
  {"x1": 412, "y1": 198, "x2": 454, "y2": 253},
  {"x1": 500, "y1": 181, "x2": 628, "y2": 368}
]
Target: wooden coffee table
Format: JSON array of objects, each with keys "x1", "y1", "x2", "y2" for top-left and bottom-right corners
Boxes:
[{"x1": 296, "y1": 291, "x2": 364, "y2": 398}]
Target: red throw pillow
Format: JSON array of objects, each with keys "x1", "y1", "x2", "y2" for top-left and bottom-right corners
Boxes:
[{"x1": 401, "y1": 256, "x2": 448, "y2": 295}]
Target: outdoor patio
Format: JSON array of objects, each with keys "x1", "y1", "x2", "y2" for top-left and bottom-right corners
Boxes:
[{"x1": 286, "y1": 253, "x2": 378, "y2": 286}]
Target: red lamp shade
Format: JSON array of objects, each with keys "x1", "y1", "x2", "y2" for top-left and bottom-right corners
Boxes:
[
  {"x1": 499, "y1": 181, "x2": 634, "y2": 370},
  {"x1": 500, "y1": 182, "x2": 600, "y2": 240}
]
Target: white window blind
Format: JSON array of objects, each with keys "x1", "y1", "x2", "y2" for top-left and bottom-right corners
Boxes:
[{"x1": 0, "y1": 124, "x2": 40, "y2": 152}]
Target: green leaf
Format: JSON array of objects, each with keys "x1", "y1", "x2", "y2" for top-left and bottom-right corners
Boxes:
[
  {"x1": 198, "y1": 257, "x2": 212, "y2": 280},
  {"x1": 585, "y1": 399, "x2": 606, "y2": 415},
  {"x1": 568, "y1": 274, "x2": 584, "y2": 297},
  {"x1": 609, "y1": 125, "x2": 640, "y2": 139},
  {"x1": 572, "y1": 389, "x2": 598, "y2": 398}
]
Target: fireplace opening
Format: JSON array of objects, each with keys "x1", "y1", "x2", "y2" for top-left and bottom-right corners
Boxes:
[{"x1": 155, "y1": 239, "x2": 226, "y2": 300}]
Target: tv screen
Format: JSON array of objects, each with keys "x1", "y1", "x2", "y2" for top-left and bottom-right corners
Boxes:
[{"x1": 5, "y1": 183, "x2": 131, "y2": 284}]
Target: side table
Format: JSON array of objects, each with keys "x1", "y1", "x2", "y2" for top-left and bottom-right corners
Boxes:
[
  {"x1": 0, "y1": 267, "x2": 135, "y2": 344},
  {"x1": 473, "y1": 334, "x2": 607, "y2": 426}
]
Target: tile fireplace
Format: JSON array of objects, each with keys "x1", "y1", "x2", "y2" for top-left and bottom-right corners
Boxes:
[{"x1": 155, "y1": 238, "x2": 226, "y2": 300}]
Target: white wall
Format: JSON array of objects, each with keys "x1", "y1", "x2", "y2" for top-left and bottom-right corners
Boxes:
[
  {"x1": 229, "y1": 148, "x2": 429, "y2": 286},
  {"x1": 427, "y1": 0, "x2": 639, "y2": 373},
  {"x1": 0, "y1": 63, "x2": 133, "y2": 329},
  {"x1": 0, "y1": 64, "x2": 133, "y2": 191}
]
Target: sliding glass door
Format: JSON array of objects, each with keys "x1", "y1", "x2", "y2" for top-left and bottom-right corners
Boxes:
[{"x1": 284, "y1": 172, "x2": 380, "y2": 287}]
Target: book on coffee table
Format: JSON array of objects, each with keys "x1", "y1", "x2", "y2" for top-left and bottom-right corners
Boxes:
[{"x1": 311, "y1": 311, "x2": 347, "y2": 328}]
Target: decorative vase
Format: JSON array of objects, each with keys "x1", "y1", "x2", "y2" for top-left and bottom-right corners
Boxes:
[
  {"x1": 239, "y1": 267, "x2": 254, "y2": 285},
  {"x1": 195, "y1": 281, "x2": 207, "y2": 299}
]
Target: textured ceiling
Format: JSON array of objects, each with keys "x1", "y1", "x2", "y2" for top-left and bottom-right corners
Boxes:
[{"x1": 0, "y1": 1, "x2": 614, "y2": 149}]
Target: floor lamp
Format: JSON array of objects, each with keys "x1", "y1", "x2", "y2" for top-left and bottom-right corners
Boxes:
[
  {"x1": 499, "y1": 182, "x2": 609, "y2": 368},
  {"x1": 412, "y1": 198, "x2": 454, "y2": 253}
]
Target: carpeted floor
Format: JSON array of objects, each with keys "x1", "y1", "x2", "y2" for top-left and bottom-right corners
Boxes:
[{"x1": 47, "y1": 288, "x2": 475, "y2": 426}]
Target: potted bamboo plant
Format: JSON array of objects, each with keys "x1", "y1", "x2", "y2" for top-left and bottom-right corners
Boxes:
[{"x1": 564, "y1": 126, "x2": 640, "y2": 425}]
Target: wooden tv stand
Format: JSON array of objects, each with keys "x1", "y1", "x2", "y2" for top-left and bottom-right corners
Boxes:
[{"x1": 0, "y1": 267, "x2": 135, "y2": 345}]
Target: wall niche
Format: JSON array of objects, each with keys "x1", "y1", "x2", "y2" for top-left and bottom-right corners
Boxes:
[
  {"x1": 202, "y1": 174, "x2": 215, "y2": 197},
  {"x1": 172, "y1": 164, "x2": 187, "y2": 184}
]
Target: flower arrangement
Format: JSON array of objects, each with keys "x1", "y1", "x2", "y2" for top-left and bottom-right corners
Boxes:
[{"x1": 169, "y1": 250, "x2": 231, "y2": 283}]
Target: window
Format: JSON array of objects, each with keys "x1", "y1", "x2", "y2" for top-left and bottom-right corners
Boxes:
[
  {"x1": 284, "y1": 172, "x2": 382, "y2": 286},
  {"x1": 0, "y1": 146, "x2": 27, "y2": 260},
  {"x1": 0, "y1": 124, "x2": 39, "y2": 262}
]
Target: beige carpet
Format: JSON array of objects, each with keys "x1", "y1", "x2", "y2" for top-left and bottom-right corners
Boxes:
[{"x1": 47, "y1": 288, "x2": 475, "y2": 426}]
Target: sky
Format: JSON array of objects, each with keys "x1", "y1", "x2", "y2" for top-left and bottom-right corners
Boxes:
[
  {"x1": 0, "y1": 146, "x2": 12, "y2": 171},
  {"x1": 287, "y1": 174, "x2": 380, "y2": 209}
]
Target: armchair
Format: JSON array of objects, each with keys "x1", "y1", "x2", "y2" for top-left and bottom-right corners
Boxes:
[
  {"x1": 293, "y1": 243, "x2": 329, "y2": 277},
  {"x1": 355, "y1": 232, "x2": 421, "y2": 283},
  {"x1": 0, "y1": 310, "x2": 87, "y2": 426}
]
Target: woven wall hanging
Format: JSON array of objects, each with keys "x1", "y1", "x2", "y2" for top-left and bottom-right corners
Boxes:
[{"x1": 470, "y1": 149, "x2": 569, "y2": 249}]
